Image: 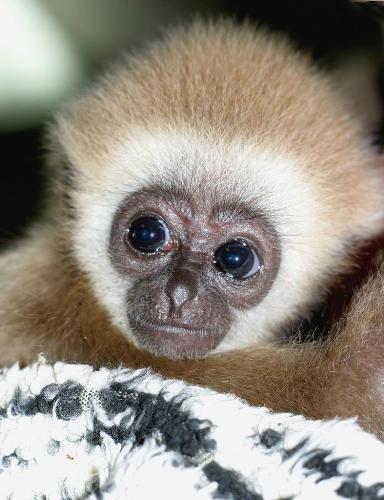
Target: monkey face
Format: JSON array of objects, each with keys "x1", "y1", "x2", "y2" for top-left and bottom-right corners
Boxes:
[{"x1": 109, "y1": 186, "x2": 279, "y2": 359}]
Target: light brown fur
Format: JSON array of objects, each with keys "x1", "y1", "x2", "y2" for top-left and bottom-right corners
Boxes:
[
  {"x1": 57, "y1": 20, "x2": 383, "y2": 223},
  {"x1": 1, "y1": 21, "x2": 384, "y2": 437}
]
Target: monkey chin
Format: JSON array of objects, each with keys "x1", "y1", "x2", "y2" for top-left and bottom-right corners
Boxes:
[{"x1": 128, "y1": 319, "x2": 223, "y2": 360}]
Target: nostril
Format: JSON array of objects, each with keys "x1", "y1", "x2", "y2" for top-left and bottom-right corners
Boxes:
[
  {"x1": 168, "y1": 282, "x2": 191, "y2": 308},
  {"x1": 165, "y1": 269, "x2": 198, "y2": 311}
]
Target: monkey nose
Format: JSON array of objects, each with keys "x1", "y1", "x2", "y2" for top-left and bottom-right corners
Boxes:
[{"x1": 165, "y1": 269, "x2": 199, "y2": 311}]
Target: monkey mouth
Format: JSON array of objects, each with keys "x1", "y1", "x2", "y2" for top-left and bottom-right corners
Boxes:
[{"x1": 128, "y1": 317, "x2": 223, "y2": 359}]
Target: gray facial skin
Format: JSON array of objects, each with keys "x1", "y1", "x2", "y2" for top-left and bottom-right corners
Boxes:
[{"x1": 110, "y1": 183, "x2": 280, "y2": 360}]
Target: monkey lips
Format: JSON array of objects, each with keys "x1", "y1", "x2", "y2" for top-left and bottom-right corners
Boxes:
[{"x1": 128, "y1": 317, "x2": 225, "y2": 359}]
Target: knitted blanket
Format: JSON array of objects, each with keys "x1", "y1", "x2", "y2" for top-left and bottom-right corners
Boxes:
[{"x1": 0, "y1": 359, "x2": 383, "y2": 499}]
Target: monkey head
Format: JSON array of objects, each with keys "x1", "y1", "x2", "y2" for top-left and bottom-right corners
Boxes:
[{"x1": 49, "y1": 22, "x2": 384, "y2": 359}]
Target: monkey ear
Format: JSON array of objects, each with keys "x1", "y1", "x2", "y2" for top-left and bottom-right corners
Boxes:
[
  {"x1": 42, "y1": 118, "x2": 71, "y2": 181},
  {"x1": 330, "y1": 54, "x2": 383, "y2": 134},
  {"x1": 40, "y1": 117, "x2": 80, "y2": 219}
]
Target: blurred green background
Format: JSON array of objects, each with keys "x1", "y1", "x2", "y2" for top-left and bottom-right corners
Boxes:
[{"x1": 0, "y1": 0, "x2": 382, "y2": 242}]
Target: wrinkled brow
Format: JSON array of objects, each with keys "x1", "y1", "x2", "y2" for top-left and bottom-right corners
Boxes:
[
  {"x1": 137, "y1": 182, "x2": 194, "y2": 217},
  {"x1": 211, "y1": 199, "x2": 267, "y2": 224},
  {"x1": 138, "y1": 179, "x2": 271, "y2": 227}
]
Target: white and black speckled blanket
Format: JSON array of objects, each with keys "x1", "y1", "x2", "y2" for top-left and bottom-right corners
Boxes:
[{"x1": 0, "y1": 360, "x2": 384, "y2": 499}]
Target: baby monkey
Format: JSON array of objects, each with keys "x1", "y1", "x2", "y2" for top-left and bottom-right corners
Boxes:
[{"x1": 1, "y1": 21, "x2": 384, "y2": 436}]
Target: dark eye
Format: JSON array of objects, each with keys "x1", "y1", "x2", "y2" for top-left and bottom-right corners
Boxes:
[
  {"x1": 127, "y1": 216, "x2": 171, "y2": 254},
  {"x1": 214, "y1": 240, "x2": 261, "y2": 279}
]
